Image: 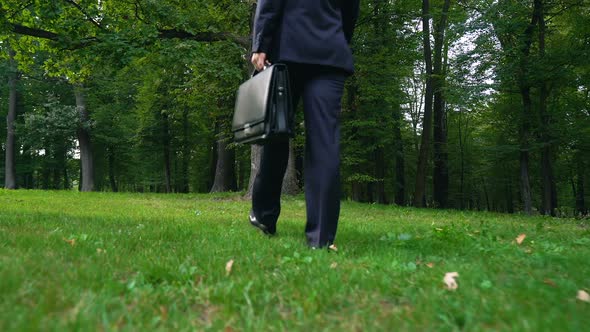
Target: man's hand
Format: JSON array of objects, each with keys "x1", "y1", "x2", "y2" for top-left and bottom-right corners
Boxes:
[{"x1": 251, "y1": 52, "x2": 270, "y2": 71}]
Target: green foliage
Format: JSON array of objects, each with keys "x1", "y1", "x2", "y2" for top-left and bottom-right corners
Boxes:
[
  {"x1": 19, "y1": 96, "x2": 79, "y2": 150},
  {"x1": 1, "y1": 0, "x2": 251, "y2": 192},
  {"x1": 341, "y1": 0, "x2": 420, "y2": 201}
]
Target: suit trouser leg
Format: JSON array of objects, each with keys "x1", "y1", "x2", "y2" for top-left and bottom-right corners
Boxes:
[
  {"x1": 302, "y1": 70, "x2": 346, "y2": 248},
  {"x1": 251, "y1": 137, "x2": 289, "y2": 233},
  {"x1": 251, "y1": 64, "x2": 304, "y2": 233},
  {"x1": 251, "y1": 64, "x2": 346, "y2": 246}
]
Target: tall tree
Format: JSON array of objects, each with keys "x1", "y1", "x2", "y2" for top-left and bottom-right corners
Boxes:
[
  {"x1": 246, "y1": 146, "x2": 262, "y2": 198},
  {"x1": 413, "y1": 0, "x2": 435, "y2": 207},
  {"x1": 282, "y1": 141, "x2": 299, "y2": 195},
  {"x1": 210, "y1": 134, "x2": 237, "y2": 192},
  {"x1": 535, "y1": 0, "x2": 557, "y2": 216},
  {"x1": 4, "y1": 46, "x2": 17, "y2": 189},
  {"x1": 432, "y1": 0, "x2": 452, "y2": 208},
  {"x1": 393, "y1": 102, "x2": 406, "y2": 205},
  {"x1": 74, "y1": 85, "x2": 95, "y2": 192}
]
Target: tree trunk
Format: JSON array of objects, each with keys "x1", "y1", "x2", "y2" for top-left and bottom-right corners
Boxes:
[
  {"x1": 53, "y1": 166, "x2": 61, "y2": 190},
  {"x1": 208, "y1": 137, "x2": 217, "y2": 191},
  {"x1": 519, "y1": 138, "x2": 533, "y2": 214},
  {"x1": 210, "y1": 135, "x2": 237, "y2": 193},
  {"x1": 245, "y1": 145, "x2": 262, "y2": 198},
  {"x1": 371, "y1": 0, "x2": 388, "y2": 205},
  {"x1": 21, "y1": 145, "x2": 34, "y2": 189},
  {"x1": 108, "y1": 147, "x2": 118, "y2": 192},
  {"x1": 506, "y1": 174, "x2": 515, "y2": 214},
  {"x1": 74, "y1": 85, "x2": 95, "y2": 192},
  {"x1": 180, "y1": 108, "x2": 190, "y2": 193},
  {"x1": 282, "y1": 140, "x2": 299, "y2": 195},
  {"x1": 63, "y1": 156, "x2": 70, "y2": 189},
  {"x1": 4, "y1": 49, "x2": 18, "y2": 189},
  {"x1": 42, "y1": 166, "x2": 50, "y2": 190},
  {"x1": 576, "y1": 154, "x2": 586, "y2": 215},
  {"x1": 482, "y1": 177, "x2": 491, "y2": 211},
  {"x1": 351, "y1": 182, "x2": 362, "y2": 202},
  {"x1": 516, "y1": 3, "x2": 540, "y2": 215},
  {"x1": 536, "y1": 0, "x2": 557, "y2": 216},
  {"x1": 432, "y1": 0, "x2": 451, "y2": 208},
  {"x1": 458, "y1": 109, "x2": 466, "y2": 210},
  {"x1": 162, "y1": 112, "x2": 172, "y2": 193},
  {"x1": 375, "y1": 147, "x2": 387, "y2": 204},
  {"x1": 59, "y1": 147, "x2": 69, "y2": 189},
  {"x1": 409, "y1": 72, "x2": 425, "y2": 153},
  {"x1": 540, "y1": 141, "x2": 556, "y2": 215},
  {"x1": 367, "y1": 183, "x2": 375, "y2": 203},
  {"x1": 238, "y1": 148, "x2": 248, "y2": 191},
  {"x1": 244, "y1": 1, "x2": 262, "y2": 198},
  {"x1": 393, "y1": 105, "x2": 406, "y2": 206},
  {"x1": 413, "y1": 0, "x2": 434, "y2": 208}
]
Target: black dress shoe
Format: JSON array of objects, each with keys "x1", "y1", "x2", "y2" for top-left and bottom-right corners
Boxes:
[
  {"x1": 249, "y1": 210, "x2": 275, "y2": 235},
  {"x1": 308, "y1": 244, "x2": 338, "y2": 251}
]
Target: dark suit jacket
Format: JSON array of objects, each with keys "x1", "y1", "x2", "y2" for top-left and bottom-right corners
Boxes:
[{"x1": 252, "y1": 0, "x2": 360, "y2": 74}]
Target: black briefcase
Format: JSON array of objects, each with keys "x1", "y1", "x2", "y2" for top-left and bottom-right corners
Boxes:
[{"x1": 232, "y1": 64, "x2": 294, "y2": 144}]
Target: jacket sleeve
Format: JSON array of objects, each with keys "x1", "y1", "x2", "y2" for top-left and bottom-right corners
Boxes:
[
  {"x1": 252, "y1": 0, "x2": 286, "y2": 53},
  {"x1": 341, "y1": 0, "x2": 360, "y2": 44}
]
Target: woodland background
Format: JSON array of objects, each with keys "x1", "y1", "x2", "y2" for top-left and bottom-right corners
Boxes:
[{"x1": 0, "y1": 0, "x2": 588, "y2": 217}]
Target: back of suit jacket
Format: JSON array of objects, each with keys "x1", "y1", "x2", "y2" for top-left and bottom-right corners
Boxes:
[{"x1": 253, "y1": 0, "x2": 360, "y2": 74}]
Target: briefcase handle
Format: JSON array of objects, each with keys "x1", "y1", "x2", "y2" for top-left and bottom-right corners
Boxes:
[{"x1": 251, "y1": 65, "x2": 271, "y2": 77}]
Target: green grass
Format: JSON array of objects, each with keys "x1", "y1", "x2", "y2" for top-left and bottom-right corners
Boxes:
[{"x1": 0, "y1": 190, "x2": 589, "y2": 331}]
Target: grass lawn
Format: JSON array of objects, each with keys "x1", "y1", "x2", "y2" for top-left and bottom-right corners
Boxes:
[{"x1": 0, "y1": 190, "x2": 589, "y2": 331}]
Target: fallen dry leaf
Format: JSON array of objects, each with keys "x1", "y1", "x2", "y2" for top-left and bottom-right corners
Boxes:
[
  {"x1": 63, "y1": 238, "x2": 76, "y2": 246},
  {"x1": 516, "y1": 234, "x2": 526, "y2": 245},
  {"x1": 330, "y1": 262, "x2": 338, "y2": 269},
  {"x1": 194, "y1": 275, "x2": 204, "y2": 285},
  {"x1": 444, "y1": 272, "x2": 459, "y2": 291},
  {"x1": 543, "y1": 278, "x2": 557, "y2": 287},
  {"x1": 426, "y1": 262, "x2": 435, "y2": 268},
  {"x1": 225, "y1": 259, "x2": 234, "y2": 276},
  {"x1": 328, "y1": 244, "x2": 338, "y2": 252},
  {"x1": 577, "y1": 290, "x2": 590, "y2": 303},
  {"x1": 159, "y1": 306, "x2": 168, "y2": 321}
]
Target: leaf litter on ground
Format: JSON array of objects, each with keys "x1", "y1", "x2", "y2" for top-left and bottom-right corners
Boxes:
[
  {"x1": 444, "y1": 272, "x2": 459, "y2": 291},
  {"x1": 577, "y1": 290, "x2": 590, "y2": 303},
  {"x1": 225, "y1": 259, "x2": 234, "y2": 276}
]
